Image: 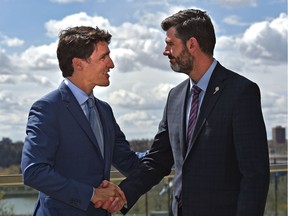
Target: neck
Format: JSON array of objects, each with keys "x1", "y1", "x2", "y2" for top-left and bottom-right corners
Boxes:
[
  {"x1": 67, "y1": 76, "x2": 93, "y2": 95},
  {"x1": 189, "y1": 55, "x2": 214, "y2": 83}
]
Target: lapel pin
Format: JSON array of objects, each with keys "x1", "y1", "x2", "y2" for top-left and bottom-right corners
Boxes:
[{"x1": 213, "y1": 86, "x2": 220, "y2": 94}]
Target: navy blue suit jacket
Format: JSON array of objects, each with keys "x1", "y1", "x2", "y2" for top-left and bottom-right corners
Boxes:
[
  {"x1": 119, "y1": 62, "x2": 270, "y2": 216},
  {"x1": 21, "y1": 82, "x2": 141, "y2": 216}
]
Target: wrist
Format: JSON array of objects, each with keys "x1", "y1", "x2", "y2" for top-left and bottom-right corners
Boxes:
[{"x1": 91, "y1": 187, "x2": 97, "y2": 204}]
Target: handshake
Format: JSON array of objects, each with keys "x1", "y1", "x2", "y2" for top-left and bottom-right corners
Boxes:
[{"x1": 91, "y1": 180, "x2": 126, "y2": 213}]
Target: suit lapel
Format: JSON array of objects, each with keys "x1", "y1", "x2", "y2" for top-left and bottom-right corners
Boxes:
[
  {"x1": 179, "y1": 80, "x2": 191, "y2": 158},
  {"x1": 59, "y1": 82, "x2": 104, "y2": 161},
  {"x1": 185, "y1": 63, "x2": 227, "y2": 158}
]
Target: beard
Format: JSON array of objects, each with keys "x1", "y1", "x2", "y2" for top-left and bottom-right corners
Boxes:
[{"x1": 169, "y1": 47, "x2": 193, "y2": 74}]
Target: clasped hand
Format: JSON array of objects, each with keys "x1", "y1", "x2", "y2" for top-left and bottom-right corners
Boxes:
[{"x1": 91, "y1": 180, "x2": 126, "y2": 213}]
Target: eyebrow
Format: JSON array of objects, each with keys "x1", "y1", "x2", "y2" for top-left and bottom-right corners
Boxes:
[{"x1": 99, "y1": 50, "x2": 110, "y2": 59}]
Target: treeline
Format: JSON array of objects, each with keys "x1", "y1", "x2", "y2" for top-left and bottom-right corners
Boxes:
[
  {"x1": 0, "y1": 138, "x2": 23, "y2": 168},
  {"x1": 129, "y1": 138, "x2": 153, "y2": 152},
  {"x1": 0, "y1": 137, "x2": 153, "y2": 172}
]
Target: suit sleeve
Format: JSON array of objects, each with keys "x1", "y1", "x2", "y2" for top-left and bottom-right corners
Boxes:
[
  {"x1": 119, "y1": 102, "x2": 174, "y2": 214},
  {"x1": 233, "y1": 82, "x2": 270, "y2": 216},
  {"x1": 21, "y1": 100, "x2": 92, "y2": 211}
]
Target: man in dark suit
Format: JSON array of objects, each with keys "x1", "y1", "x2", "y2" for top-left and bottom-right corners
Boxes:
[
  {"x1": 21, "y1": 26, "x2": 142, "y2": 216},
  {"x1": 107, "y1": 9, "x2": 270, "y2": 216}
]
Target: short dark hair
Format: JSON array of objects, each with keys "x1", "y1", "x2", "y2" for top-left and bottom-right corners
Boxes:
[
  {"x1": 161, "y1": 9, "x2": 216, "y2": 56},
  {"x1": 57, "y1": 26, "x2": 112, "y2": 77}
]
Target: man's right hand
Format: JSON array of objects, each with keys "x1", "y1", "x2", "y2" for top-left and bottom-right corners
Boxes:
[{"x1": 92, "y1": 180, "x2": 126, "y2": 213}]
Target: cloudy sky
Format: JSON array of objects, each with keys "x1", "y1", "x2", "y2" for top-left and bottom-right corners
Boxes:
[{"x1": 0, "y1": 0, "x2": 287, "y2": 142}]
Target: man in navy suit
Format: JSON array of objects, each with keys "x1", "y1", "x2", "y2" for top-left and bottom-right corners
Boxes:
[
  {"x1": 107, "y1": 9, "x2": 270, "y2": 216},
  {"x1": 21, "y1": 26, "x2": 142, "y2": 216}
]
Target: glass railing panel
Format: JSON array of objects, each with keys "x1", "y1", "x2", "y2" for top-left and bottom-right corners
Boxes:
[
  {"x1": 0, "y1": 166, "x2": 286, "y2": 216},
  {"x1": 264, "y1": 166, "x2": 287, "y2": 216},
  {"x1": 113, "y1": 177, "x2": 172, "y2": 216}
]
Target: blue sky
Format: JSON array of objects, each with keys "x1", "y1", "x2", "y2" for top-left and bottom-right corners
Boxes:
[{"x1": 0, "y1": 0, "x2": 287, "y2": 141}]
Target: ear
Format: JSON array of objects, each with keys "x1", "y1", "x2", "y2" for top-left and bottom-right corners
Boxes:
[
  {"x1": 72, "y1": 57, "x2": 84, "y2": 71},
  {"x1": 186, "y1": 37, "x2": 198, "y2": 53}
]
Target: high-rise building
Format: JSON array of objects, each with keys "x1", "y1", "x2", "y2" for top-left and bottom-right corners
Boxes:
[{"x1": 272, "y1": 126, "x2": 286, "y2": 144}]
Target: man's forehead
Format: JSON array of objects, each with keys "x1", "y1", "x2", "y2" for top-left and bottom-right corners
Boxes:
[
  {"x1": 95, "y1": 41, "x2": 110, "y2": 52},
  {"x1": 165, "y1": 31, "x2": 181, "y2": 43},
  {"x1": 167, "y1": 27, "x2": 177, "y2": 35},
  {"x1": 95, "y1": 41, "x2": 109, "y2": 49}
]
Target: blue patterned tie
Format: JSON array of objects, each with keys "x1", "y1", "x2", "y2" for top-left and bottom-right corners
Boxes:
[{"x1": 87, "y1": 97, "x2": 104, "y2": 157}]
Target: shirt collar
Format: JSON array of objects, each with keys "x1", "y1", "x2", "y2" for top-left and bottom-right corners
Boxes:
[
  {"x1": 64, "y1": 78, "x2": 92, "y2": 105},
  {"x1": 190, "y1": 58, "x2": 217, "y2": 92}
]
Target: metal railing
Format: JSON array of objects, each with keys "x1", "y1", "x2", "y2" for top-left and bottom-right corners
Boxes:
[{"x1": 0, "y1": 164, "x2": 286, "y2": 186}]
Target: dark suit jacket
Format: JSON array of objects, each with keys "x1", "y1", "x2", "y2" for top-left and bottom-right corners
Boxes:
[
  {"x1": 119, "y1": 62, "x2": 270, "y2": 216},
  {"x1": 21, "y1": 82, "x2": 140, "y2": 216}
]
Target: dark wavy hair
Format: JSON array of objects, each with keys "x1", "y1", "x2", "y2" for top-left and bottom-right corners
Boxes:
[
  {"x1": 57, "y1": 26, "x2": 112, "y2": 77},
  {"x1": 161, "y1": 9, "x2": 216, "y2": 56}
]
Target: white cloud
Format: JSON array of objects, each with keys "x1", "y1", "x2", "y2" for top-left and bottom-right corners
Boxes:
[
  {"x1": 110, "y1": 22, "x2": 167, "y2": 72},
  {"x1": 1, "y1": 36, "x2": 24, "y2": 47},
  {"x1": 0, "y1": 91, "x2": 23, "y2": 111},
  {"x1": 117, "y1": 110, "x2": 160, "y2": 139},
  {"x1": 262, "y1": 91, "x2": 287, "y2": 133},
  {"x1": 20, "y1": 74, "x2": 54, "y2": 87},
  {"x1": 107, "y1": 82, "x2": 174, "y2": 110},
  {"x1": 134, "y1": 10, "x2": 169, "y2": 28},
  {"x1": 45, "y1": 12, "x2": 111, "y2": 38},
  {"x1": 0, "y1": 48, "x2": 14, "y2": 74},
  {"x1": 118, "y1": 111, "x2": 154, "y2": 126},
  {"x1": 217, "y1": 35, "x2": 236, "y2": 50},
  {"x1": 111, "y1": 48, "x2": 140, "y2": 72},
  {"x1": 214, "y1": 0, "x2": 257, "y2": 7},
  {"x1": 0, "y1": 74, "x2": 53, "y2": 87},
  {"x1": 223, "y1": 15, "x2": 249, "y2": 26},
  {"x1": 108, "y1": 89, "x2": 145, "y2": 107},
  {"x1": 0, "y1": 91, "x2": 31, "y2": 142},
  {"x1": 238, "y1": 13, "x2": 287, "y2": 63},
  {"x1": 0, "y1": 75, "x2": 16, "y2": 84},
  {"x1": 151, "y1": 83, "x2": 174, "y2": 101},
  {"x1": 217, "y1": 13, "x2": 288, "y2": 64},
  {"x1": 16, "y1": 42, "x2": 58, "y2": 70}
]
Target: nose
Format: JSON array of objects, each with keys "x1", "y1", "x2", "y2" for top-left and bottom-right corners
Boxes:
[
  {"x1": 111, "y1": 61, "x2": 115, "y2": 69},
  {"x1": 163, "y1": 46, "x2": 170, "y2": 56},
  {"x1": 109, "y1": 57, "x2": 115, "y2": 69},
  {"x1": 163, "y1": 50, "x2": 170, "y2": 56}
]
